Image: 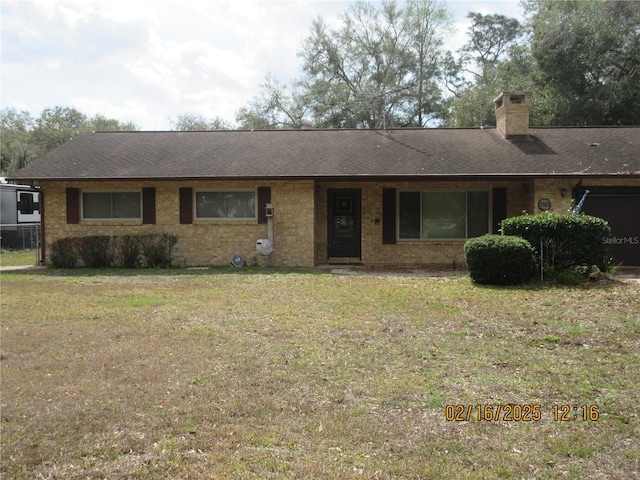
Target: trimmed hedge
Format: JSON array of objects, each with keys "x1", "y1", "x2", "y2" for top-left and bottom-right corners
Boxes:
[
  {"x1": 500, "y1": 213, "x2": 611, "y2": 271},
  {"x1": 120, "y1": 235, "x2": 142, "y2": 269},
  {"x1": 464, "y1": 234, "x2": 537, "y2": 285},
  {"x1": 139, "y1": 233, "x2": 179, "y2": 268},
  {"x1": 77, "y1": 235, "x2": 115, "y2": 268},
  {"x1": 50, "y1": 237, "x2": 78, "y2": 268},
  {"x1": 48, "y1": 233, "x2": 179, "y2": 268}
]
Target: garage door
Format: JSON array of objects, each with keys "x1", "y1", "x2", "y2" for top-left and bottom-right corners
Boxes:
[{"x1": 576, "y1": 187, "x2": 640, "y2": 266}]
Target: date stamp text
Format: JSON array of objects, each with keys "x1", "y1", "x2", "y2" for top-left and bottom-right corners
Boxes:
[{"x1": 444, "y1": 404, "x2": 599, "y2": 422}]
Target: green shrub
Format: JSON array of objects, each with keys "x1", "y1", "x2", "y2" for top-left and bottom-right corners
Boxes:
[
  {"x1": 76, "y1": 236, "x2": 115, "y2": 268},
  {"x1": 119, "y1": 235, "x2": 142, "y2": 268},
  {"x1": 49, "y1": 233, "x2": 179, "y2": 269},
  {"x1": 50, "y1": 238, "x2": 77, "y2": 268},
  {"x1": 139, "y1": 233, "x2": 179, "y2": 268},
  {"x1": 464, "y1": 234, "x2": 537, "y2": 285},
  {"x1": 545, "y1": 266, "x2": 587, "y2": 285},
  {"x1": 501, "y1": 213, "x2": 611, "y2": 271}
]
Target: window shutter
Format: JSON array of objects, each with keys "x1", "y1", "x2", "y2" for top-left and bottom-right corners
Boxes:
[
  {"x1": 179, "y1": 187, "x2": 193, "y2": 224},
  {"x1": 492, "y1": 187, "x2": 507, "y2": 233},
  {"x1": 382, "y1": 188, "x2": 396, "y2": 245},
  {"x1": 142, "y1": 188, "x2": 156, "y2": 224},
  {"x1": 257, "y1": 186, "x2": 271, "y2": 224},
  {"x1": 66, "y1": 188, "x2": 80, "y2": 224}
]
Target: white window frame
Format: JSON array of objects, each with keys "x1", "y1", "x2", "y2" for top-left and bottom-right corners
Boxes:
[
  {"x1": 194, "y1": 188, "x2": 257, "y2": 221},
  {"x1": 81, "y1": 190, "x2": 142, "y2": 221},
  {"x1": 397, "y1": 189, "x2": 491, "y2": 241}
]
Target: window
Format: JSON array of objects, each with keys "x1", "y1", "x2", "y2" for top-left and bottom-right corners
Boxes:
[
  {"x1": 19, "y1": 192, "x2": 34, "y2": 214},
  {"x1": 195, "y1": 190, "x2": 256, "y2": 219},
  {"x1": 82, "y1": 191, "x2": 141, "y2": 220},
  {"x1": 398, "y1": 190, "x2": 489, "y2": 240}
]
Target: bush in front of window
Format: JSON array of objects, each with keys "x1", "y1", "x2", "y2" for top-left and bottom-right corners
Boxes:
[
  {"x1": 50, "y1": 237, "x2": 78, "y2": 268},
  {"x1": 76, "y1": 236, "x2": 115, "y2": 268},
  {"x1": 139, "y1": 233, "x2": 179, "y2": 268},
  {"x1": 119, "y1": 235, "x2": 142, "y2": 268},
  {"x1": 500, "y1": 213, "x2": 611, "y2": 272},
  {"x1": 49, "y1": 233, "x2": 179, "y2": 269},
  {"x1": 464, "y1": 234, "x2": 537, "y2": 285}
]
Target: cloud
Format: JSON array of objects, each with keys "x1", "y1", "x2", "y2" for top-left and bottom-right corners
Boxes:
[{"x1": 1, "y1": 0, "x2": 524, "y2": 130}]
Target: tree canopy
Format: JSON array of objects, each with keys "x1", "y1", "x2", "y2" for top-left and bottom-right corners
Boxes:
[
  {"x1": 528, "y1": 0, "x2": 640, "y2": 125},
  {"x1": 1, "y1": 107, "x2": 137, "y2": 175},
  {"x1": 169, "y1": 113, "x2": 231, "y2": 131},
  {"x1": 240, "y1": 0, "x2": 639, "y2": 129},
  {"x1": 444, "y1": 12, "x2": 526, "y2": 127},
  {"x1": 274, "y1": 0, "x2": 452, "y2": 129}
]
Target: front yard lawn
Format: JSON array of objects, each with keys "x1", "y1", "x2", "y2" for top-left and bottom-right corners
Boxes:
[
  {"x1": 1, "y1": 269, "x2": 639, "y2": 479},
  {"x1": 0, "y1": 249, "x2": 38, "y2": 267}
]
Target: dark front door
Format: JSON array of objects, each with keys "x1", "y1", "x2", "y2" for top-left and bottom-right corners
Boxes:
[{"x1": 328, "y1": 189, "x2": 361, "y2": 258}]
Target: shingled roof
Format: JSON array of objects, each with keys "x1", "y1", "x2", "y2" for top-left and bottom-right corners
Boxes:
[{"x1": 9, "y1": 126, "x2": 640, "y2": 181}]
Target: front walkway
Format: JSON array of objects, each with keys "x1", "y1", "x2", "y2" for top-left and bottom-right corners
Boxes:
[
  {"x1": 0, "y1": 265, "x2": 47, "y2": 272},
  {"x1": 316, "y1": 264, "x2": 468, "y2": 277}
]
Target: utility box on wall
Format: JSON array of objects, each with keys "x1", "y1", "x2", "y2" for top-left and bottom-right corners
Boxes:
[{"x1": 265, "y1": 203, "x2": 274, "y2": 217}]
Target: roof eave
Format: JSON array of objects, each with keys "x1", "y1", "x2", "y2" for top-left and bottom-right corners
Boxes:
[{"x1": 9, "y1": 171, "x2": 640, "y2": 183}]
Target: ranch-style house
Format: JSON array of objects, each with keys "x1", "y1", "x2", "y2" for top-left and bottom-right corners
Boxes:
[{"x1": 9, "y1": 92, "x2": 640, "y2": 267}]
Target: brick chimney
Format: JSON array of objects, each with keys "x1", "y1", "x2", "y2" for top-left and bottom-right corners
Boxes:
[{"x1": 494, "y1": 92, "x2": 531, "y2": 138}]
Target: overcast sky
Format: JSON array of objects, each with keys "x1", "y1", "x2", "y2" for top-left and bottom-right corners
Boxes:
[{"x1": 1, "y1": 0, "x2": 524, "y2": 130}]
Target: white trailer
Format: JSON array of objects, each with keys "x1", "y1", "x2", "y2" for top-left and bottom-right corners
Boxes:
[{"x1": 0, "y1": 179, "x2": 41, "y2": 249}]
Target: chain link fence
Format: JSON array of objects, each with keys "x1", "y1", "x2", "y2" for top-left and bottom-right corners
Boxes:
[{"x1": 0, "y1": 223, "x2": 41, "y2": 266}]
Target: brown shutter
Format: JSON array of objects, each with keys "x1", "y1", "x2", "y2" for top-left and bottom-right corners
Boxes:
[
  {"x1": 382, "y1": 188, "x2": 396, "y2": 245},
  {"x1": 257, "y1": 186, "x2": 271, "y2": 224},
  {"x1": 179, "y1": 187, "x2": 193, "y2": 224},
  {"x1": 40, "y1": 192, "x2": 46, "y2": 264},
  {"x1": 492, "y1": 187, "x2": 507, "y2": 234},
  {"x1": 142, "y1": 188, "x2": 156, "y2": 224},
  {"x1": 66, "y1": 188, "x2": 80, "y2": 224}
]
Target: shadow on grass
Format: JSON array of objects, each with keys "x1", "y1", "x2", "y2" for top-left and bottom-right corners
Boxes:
[
  {"x1": 1, "y1": 266, "x2": 628, "y2": 293},
  {"x1": 469, "y1": 276, "x2": 624, "y2": 292},
  {"x1": 0, "y1": 265, "x2": 324, "y2": 278}
]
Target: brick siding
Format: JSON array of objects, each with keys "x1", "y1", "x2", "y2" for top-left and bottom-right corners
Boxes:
[
  {"x1": 39, "y1": 177, "x2": 639, "y2": 268},
  {"x1": 41, "y1": 180, "x2": 314, "y2": 268}
]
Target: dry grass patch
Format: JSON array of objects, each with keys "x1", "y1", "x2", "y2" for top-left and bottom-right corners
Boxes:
[
  {"x1": 0, "y1": 249, "x2": 38, "y2": 267},
  {"x1": 1, "y1": 268, "x2": 639, "y2": 479}
]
